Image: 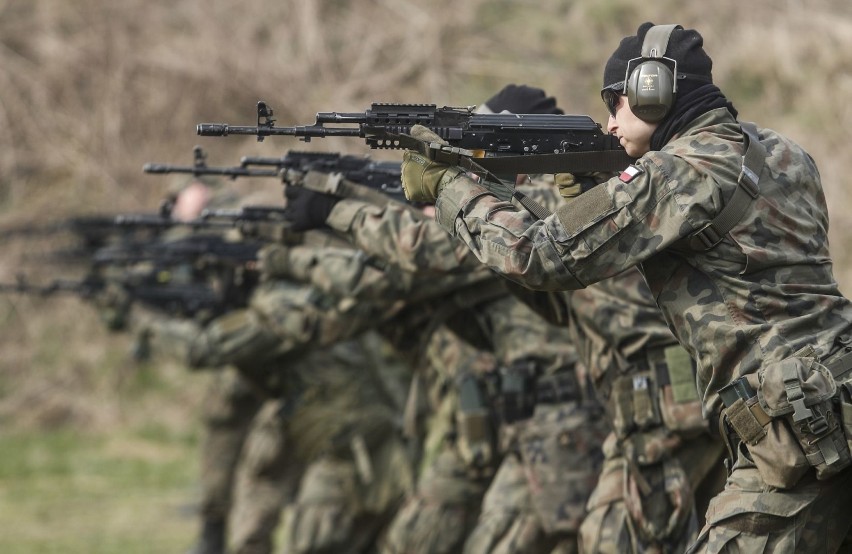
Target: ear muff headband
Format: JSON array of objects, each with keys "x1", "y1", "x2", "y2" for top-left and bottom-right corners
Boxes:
[{"x1": 624, "y1": 24, "x2": 680, "y2": 123}]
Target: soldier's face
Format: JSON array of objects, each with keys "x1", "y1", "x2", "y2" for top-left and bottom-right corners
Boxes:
[{"x1": 605, "y1": 95, "x2": 658, "y2": 157}]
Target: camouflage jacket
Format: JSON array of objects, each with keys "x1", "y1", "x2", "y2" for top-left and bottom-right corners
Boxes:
[
  {"x1": 325, "y1": 196, "x2": 576, "y2": 374},
  {"x1": 434, "y1": 107, "x2": 852, "y2": 416},
  {"x1": 521, "y1": 181, "x2": 680, "y2": 386}
]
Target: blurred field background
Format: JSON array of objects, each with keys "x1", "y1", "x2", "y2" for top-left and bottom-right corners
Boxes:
[{"x1": 1, "y1": 0, "x2": 851, "y2": 551}]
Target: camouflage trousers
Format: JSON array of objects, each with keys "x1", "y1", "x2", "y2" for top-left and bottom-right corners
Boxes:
[
  {"x1": 229, "y1": 401, "x2": 414, "y2": 554},
  {"x1": 378, "y1": 444, "x2": 491, "y2": 554},
  {"x1": 686, "y1": 443, "x2": 852, "y2": 553},
  {"x1": 198, "y1": 367, "x2": 264, "y2": 526},
  {"x1": 464, "y1": 401, "x2": 608, "y2": 554},
  {"x1": 579, "y1": 431, "x2": 726, "y2": 554},
  {"x1": 229, "y1": 400, "x2": 297, "y2": 554},
  {"x1": 281, "y1": 436, "x2": 412, "y2": 554}
]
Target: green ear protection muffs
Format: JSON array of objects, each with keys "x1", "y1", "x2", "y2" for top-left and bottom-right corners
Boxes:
[{"x1": 624, "y1": 24, "x2": 680, "y2": 123}]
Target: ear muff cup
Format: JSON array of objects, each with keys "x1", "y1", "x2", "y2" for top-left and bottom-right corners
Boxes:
[
  {"x1": 627, "y1": 59, "x2": 675, "y2": 123},
  {"x1": 624, "y1": 24, "x2": 680, "y2": 123}
]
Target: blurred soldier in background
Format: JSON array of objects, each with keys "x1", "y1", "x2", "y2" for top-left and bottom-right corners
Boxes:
[
  {"x1": 258, "y1": 237, "x2": 509, "y2": 553},
  {"x1": 90, "y1": 175, "x2": 262, "y2": 554},
  {"x1": 147, "y1": 234, "x2": 419, "y2": 554},
  {"x1": 279, "y1": 84, "x2": 610, "y2": 553}
]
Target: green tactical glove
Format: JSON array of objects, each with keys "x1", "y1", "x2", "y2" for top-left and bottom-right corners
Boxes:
[
  {"x1": 257, "y1": 243, "x2": 290, "y2": 280},
  {"x1": 554, "y1": 173, "x2": 582, "y2": 201},
  {"x1": 401, "y1": 124, "x2": 464, "y2": 203}
]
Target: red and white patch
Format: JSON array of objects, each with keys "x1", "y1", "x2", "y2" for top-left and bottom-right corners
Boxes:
[{"x1": 619, "y1": 164, "x2": 644, "y2": 183}]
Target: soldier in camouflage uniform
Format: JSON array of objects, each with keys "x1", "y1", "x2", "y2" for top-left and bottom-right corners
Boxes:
[
  {"x1": 288, "y1": 83, "x2": 729, "y2": 552},
  {"x1": 401, "y1": 22, "x2": 852, "y2": 553},
  {"x1": 281, "y1": 127, "x2": 609, "y2": 552},
  {"x1": 260, "y1": 238, "x2": 512, "y2": 554},
  {"x1": 101, "y1": 177, "x2": 264, "y2": 554},
  {"x1": 173, "y1": 221, "x2": 532, "y2": 554},
  {"x1": 520, "y1": 176, "x2": 727, "y2": 553},
  {"x1": 153, "y1": 258, "x2": 418, "y2": 554}
]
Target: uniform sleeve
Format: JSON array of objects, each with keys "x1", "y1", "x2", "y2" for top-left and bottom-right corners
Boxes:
[
  {"x1": 326, "y1": 198, "x2": 482, "y2": 274},
  {"x1": 434, "y1": 154, "x2": 713, "y2": 291}
]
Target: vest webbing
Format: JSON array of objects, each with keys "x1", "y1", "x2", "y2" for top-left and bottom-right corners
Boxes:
[{"x1": 680, "y1": 122, "x2": 765, "y2": 250}]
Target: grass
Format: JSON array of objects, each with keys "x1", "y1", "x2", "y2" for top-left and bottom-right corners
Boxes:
[{"x1": 0, "y1": 421, "x2": 201, "y2": 553}]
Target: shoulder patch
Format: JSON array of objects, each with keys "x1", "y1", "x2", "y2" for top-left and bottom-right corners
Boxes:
[{"x1": 618, "y1": 164, "x2": 644, "y2": 183}]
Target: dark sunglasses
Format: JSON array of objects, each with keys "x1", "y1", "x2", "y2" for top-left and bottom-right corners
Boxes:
[{"x1": 601, "y1": 84, "x2": 625, "y2": 117}]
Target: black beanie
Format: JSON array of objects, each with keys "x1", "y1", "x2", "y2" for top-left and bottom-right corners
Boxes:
[
  {"x1": 480, "y1": 84, "x2": 564, "y2": 114},
  {"x1": 602, "y1": 22, "x2": 713, "y2": 95}
]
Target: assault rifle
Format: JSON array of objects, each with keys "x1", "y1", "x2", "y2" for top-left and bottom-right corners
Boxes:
[
  {"x1": 92, "y1": 233, "x2": 264, "y2": 268},
  {"x1": 114, "y1": 205, "x2": 289, "y2": 228},
  {"x1": 242, "y1": 151, "x2": 408, "y2": 205},
  {"x1": 111, "y1": 206, "x2": 301, "y2": 245},
  {"x1": 89, "y1": 234, "x2": 264, "y2": 317},
  {"x1": 143, "y1": 145, "x2": 279, "y2": 179},
  {"x1": 0, "y1": 214, "x2": 157, "y2": 250},
  {"x1": 145, "y1": 146, "x2": 408, "y2": 204},
  {"x1": 197, "y1": 101, "x2": 634, "y2": 180},
  {"x1": 0, "y1": 273, "x2": 227, "y2": 318}
]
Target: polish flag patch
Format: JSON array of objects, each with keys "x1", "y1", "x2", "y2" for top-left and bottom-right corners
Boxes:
[{"x1": 619, "y1": 164, "x2": 644, "y2": 183}]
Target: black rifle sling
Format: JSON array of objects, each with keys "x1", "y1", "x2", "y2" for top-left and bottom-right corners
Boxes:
[{"x1": 681, "y1": 122, "x2": 765, "y2": 250}]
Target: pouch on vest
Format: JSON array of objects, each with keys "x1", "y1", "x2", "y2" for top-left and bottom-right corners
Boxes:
[
  {"x1": 721, "y1": 349, "x2": 852, "y2": 488},
  {"x1": 757, "y1": 350, "x2": 851, "y2": 482},
  {"x1": 839, "y1": 379, "x2": 852, "y2": 459},
  {"x1": 496, "y1": 360, "x2": 537, "y2": 424},
  {"x1": 610, "y1": 370, "x2": 661, "y2": 440},
  {"x1": 455, "y1": 373, "x2": 497, "y2": 473},
  {"x1": 655, "y1": 345, "x2": 707, "y2": 436}
]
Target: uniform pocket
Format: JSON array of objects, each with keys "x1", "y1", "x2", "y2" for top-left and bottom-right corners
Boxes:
[{"x1": 757, "y1": 353, "x2": 851, "y2": 482}]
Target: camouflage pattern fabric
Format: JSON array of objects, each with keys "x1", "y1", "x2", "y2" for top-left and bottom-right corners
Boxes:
[
  {"x1": 432, "y1": 107, "x2": 852, "y2": 548},
  {"x1": 228, "y1": 334, "x2": 413, "y2": 554},
  {"x1": 465, "y1": 400, "x2": 608, "y2": 554},
  {"x1": 686, "y1": 445, "x2": 852, "y2": 553},
  {"x1": 197, "y1": 367, "x2": 265, "y2": 527},
  {"x1": 379, "y1": 447, "x2": 490, "y2": 554},
  {"x1": 139, "y1": 241, "x2": 420, "y2": 554},
  {"x1": 326, "y1": 192, "x2": 609, "y2": 551},
  {"x1": 229, "y1": 399, "x2": 297, "y2": 554},
  {"x1": 378, "y1": 328, "x2": 495, "y2": 554}
]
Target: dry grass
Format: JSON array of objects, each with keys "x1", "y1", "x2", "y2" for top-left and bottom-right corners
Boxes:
[{"x1": 1, "y1": 0, "x2": 852, "y2": 430}]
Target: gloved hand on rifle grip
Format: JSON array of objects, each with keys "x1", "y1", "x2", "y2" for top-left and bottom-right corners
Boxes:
[
  {"x1": 283, "y1": 186, "x2": 340, "y2": 232},
  {"x1": 401, "y1": 124, "x2": 464, "y2": 204},
  {"x1": 554, "y1": 173, "x2": 582, "y2": 201}
]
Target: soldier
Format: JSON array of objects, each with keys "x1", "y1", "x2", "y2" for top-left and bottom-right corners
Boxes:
[
  {"x1": 519, "y1": 175, "x2": 726, "y2": 553},
  {"x1": 259, "y1": 238, "x2": 511, "y2": 554},
  {"x1": 401, "y1": 22, "x2": 852, "y2": 552},
  {"x1": 280, "y1": 88, "x2": 610, "y2": 551},
  {"x1": 153, "y1": 254, "x2": 418, "y2": 554},
  {"x1": 177, "y1": 225, "x2": 526, "y2": 553},
  {"x1": 283, "y1": 83, "x2": 728, "y2": 552},
  {"x1": 93, "y1": 176, "x2": 261, "y2": 554}
]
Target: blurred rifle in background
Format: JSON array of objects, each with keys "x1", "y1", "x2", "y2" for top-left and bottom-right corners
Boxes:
[
  {"x1": 145, "y1": 146, "x2": 408, "y2": 205},
  {"x1": 0, "y1": 270, "x2": 230, "y2": 319}
]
